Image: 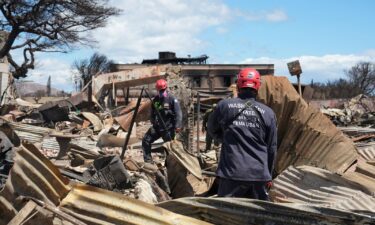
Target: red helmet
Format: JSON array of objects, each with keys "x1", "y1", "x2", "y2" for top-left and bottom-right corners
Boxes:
[
  {"x1": 236, "y1": 68, "x2": 261, "y2": 91},
  {"x1": 155, "y1": 79, "x2": 167, "y2": 91}
]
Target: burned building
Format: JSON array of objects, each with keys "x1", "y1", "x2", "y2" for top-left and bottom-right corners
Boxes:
[{"x1": 111, "y1": 52, "x2": 274, "y2": 92}]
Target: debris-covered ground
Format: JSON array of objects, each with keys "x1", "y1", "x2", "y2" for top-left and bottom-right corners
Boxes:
[{"x1": 0, "y1": 66, "x2": 375, "y2": 225}]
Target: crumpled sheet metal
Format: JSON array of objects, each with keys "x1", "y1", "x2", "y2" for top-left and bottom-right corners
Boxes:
[
  {"x1": 163, "y1": 140, "x2": 203, "y2": 180},
  {"x1": 355, "y1": 142, "x2": 375, "y2": 161},
  {"x1": 0, "y1": 142, "x2": 70, "y2": 225},
  {"x1": 0, "y1": 141, "x2": 209, "y2": 225},
  {"x1": 270, "y1": 165, "x2": 375, "y2": 215},
  {"x1": 61, "y1": 184, "x2": 208, "y2": 225},
  {"x1": 8, "y1": 121, "x2": 100, "y2": 158},
  {"x1": 257, "y1": 76, "x2": 358, "y2": 174},
  {"x1": 114, "y1": 100, "x2": 152, "y2": 131},
  {"x1": 166, "y1": 155, "x2": 210, "y2": 198},
  {"x1": 158, "y1": 197, "x2": 375, "y2": 225},
  {"x1": 81, "y1": 112, "x2": 103, "y2": 132}
]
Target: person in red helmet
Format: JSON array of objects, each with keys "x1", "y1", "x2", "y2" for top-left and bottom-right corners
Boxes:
[
  {"x1": 207, "y1": 68, "x2": 277, "y2": 200},
  {"x1": 142, "y1": 79, "x2": 182, "y2": 163}
]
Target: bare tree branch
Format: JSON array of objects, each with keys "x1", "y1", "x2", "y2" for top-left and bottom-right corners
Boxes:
[{"x1": 0, "y1": 0, "x2": 120, "y2": 78}]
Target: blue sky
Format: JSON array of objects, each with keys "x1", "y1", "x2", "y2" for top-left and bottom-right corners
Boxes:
[{"x1": 25, "y1": 0, "x2": 375, "y2": 91}]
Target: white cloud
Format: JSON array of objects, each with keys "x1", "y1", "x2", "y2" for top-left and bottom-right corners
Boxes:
[
  {"x1": 94, "y1": 0, "x2": 231, "y2": 62},
  {"x1": 27, "y1": 58, "x2": 73, "y2": 91},
  {"x1": 240, "y1": 51, "x2": 375, "y2": 83},
  {"x1": 19, "y1": 0, "x2": 290, "y2": 91},
  {"x1": 216, "y1": 27, "x2": 228, "y2": 34},
  {"x1": 266, "y1": 9, "x2": 288, "y2": 22},
  {"x1": 237, "y1": 9, "x2": 288, "y2": 22},
  {"x1": 93, "y1": 0, "x2": 288, "y2": 62}
]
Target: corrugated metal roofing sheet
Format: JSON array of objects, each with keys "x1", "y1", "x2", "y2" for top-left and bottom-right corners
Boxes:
[
  {"x1": 9, "y1": 121, "x2": 100, "y2": 157},
  {"x1": 61, "y1": 184, "x2": 210, "y2": 225},
  {"x1": 0, "y1": 141, "x2": 209, "y2": 225},
  {"x1": 158, "y1": 197, "x2": 375, "y2": 225},
  {"x1": 257, "y1": 76, "x2": 358, "y2": 174},
  {"x1": 0, "y1": 142, "x2": 70, "y2": 224},
  {"x1": 8, "y1": 121, "x2": 52, "y2": 135},
  {"x1": 356, "y1": 142, "x2": 375, "y2": 161},
  {"x1": 270, "y1": 165, "x2": 375, "y2": 215}
]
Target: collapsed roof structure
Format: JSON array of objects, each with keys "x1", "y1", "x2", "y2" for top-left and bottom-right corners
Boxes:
[{"x1": 0, "y1": 65, "x2": 374, "y2": 224}]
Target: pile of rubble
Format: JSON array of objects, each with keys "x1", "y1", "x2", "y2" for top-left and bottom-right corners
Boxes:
[
  {"x1": 319, "y1": 94, "x2": 375, "y2": 127},
  {"x1": 0, "y1": 66, "x2": 375, "y2": 225}
]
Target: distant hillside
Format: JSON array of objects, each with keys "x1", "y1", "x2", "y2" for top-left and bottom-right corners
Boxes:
[{"x1": 15, "y1": 82, "x2": 63, "y2": 96}]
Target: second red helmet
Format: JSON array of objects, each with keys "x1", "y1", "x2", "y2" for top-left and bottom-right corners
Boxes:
[
  {"x1": 236, "y1": 68, "x2": 261, "y2": 91},
  {"x1": 155, "y1": 79, "x2": 167, "y2": 91}
]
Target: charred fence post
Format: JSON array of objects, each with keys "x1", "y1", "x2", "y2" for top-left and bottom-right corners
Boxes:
[{"x1": 121, "y1": 87, "x2": 144, "y2": 160}]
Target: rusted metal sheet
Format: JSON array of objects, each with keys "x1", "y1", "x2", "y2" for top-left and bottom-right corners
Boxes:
[
  {"x1": 158, "y1": 197, "x2": 375, "y2": 225},
  {"x1": 352, "y1": 134, "x2": 375, "y2": 142},
  {"x1": 0, "y1": 142, "x2": 70, "y2": 225},
  {"x1": 257, "y1": 76, "x2": 358, "y2": 174},
  {"x1": 270, "y1": 165, "x2": 375, "y2": 214},
  {"x1": 92, "y1": 66, "x2": 167, "y2": 99},
  {"x1": 114, "y1": 100, "x2": 151, "y2": 131},
  {"x1": 60, "y1": 184, "x2": 210, "y2": 225},
  {"x1": 0, "y1": 140, "x2": 209, "y2": 225}
]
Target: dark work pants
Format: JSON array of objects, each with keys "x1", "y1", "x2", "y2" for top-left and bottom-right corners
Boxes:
[
  {"x1": 218, "y1": 178, "x2": 269, "y2": 201},
  {"x1": 142, "y1": 127, "x2": 175, "y2": 162}
]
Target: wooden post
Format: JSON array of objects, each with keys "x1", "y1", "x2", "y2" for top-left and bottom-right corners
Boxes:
[
  {"x1": 121, "y1": 88, "x2": 144, "y2": 160},
  {"x1": 125, "y1": 87, "x2": 130, "y2": 105}
]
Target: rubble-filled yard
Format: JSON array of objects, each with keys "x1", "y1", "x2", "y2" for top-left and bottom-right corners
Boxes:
[{"x1": 0, "y1": 66, "x2": 375, "y2": 225}]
